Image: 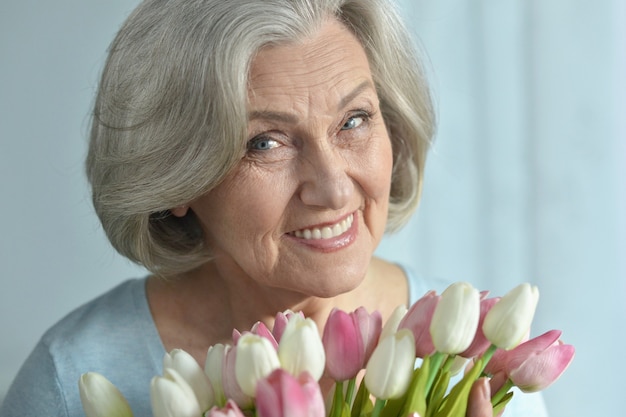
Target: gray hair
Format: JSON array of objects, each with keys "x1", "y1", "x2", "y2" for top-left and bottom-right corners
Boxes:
[{"x1": 86, "y1": 0, "x2": 435, "y2": 276}]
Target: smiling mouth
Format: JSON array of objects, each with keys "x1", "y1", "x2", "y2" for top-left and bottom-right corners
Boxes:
[{"x1": 290, "y1": 213, "x2": 355, "y2": 240}]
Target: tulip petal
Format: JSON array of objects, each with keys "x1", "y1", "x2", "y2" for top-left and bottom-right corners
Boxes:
[
  {"x1": 355, "y1": 307, "x2": 382, "y2": 363},
  {"x1": 399, "y1": 291, "x2": 439, "y2": 358},
  {"x1": 235, "y1": 333, "x2": 281, "y2": 397},
  {"x1": 323, "y1": 308, "x2": 364, "y2": 381},
  {"x1": 483, "y1": 283, "x2": 539, "y2": 350},
  {"x1": 164, "y1": 349, "x2": 214, "y2": 411},
  {"x1": 205, "y1": 344, "x2": 227, "y2": 407},
  {"x1": 364, "y1": 329, "x2": 415, "y2": 399},
  {"x1": 256, "y1": 369, "x2": 325, "y2": 417},
  {"x1": 381, "y1": 304, "x2": 407, "y2": 339},
  {"x1": 509, "y1": 343, "x2": 575, "y2": 392},
  {"x1": 278, "y1": 316, "x2": 326, "y2": 381},
  {"x1": 430, "y1": 282, "x2": 480, "y2": 354},
  {"x1": 222, "y1": 345, "x2": 253, "y2": 408},
  {"x1": 150, "y1": 368, "x2": 202, "y2": 417},
  {"x1": 204, "y1": 399, "x2": 246, "y2": 417},
  {"x1": 79, "y1": 372, "x2": 134, "y2": 417}
]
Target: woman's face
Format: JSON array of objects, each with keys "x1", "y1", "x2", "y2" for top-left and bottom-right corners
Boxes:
[{"x1": 188, "y1": 20, "x2": 393, "y2": 297}]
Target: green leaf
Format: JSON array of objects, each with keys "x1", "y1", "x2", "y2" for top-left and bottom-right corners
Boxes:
[
  {"x1": 493, "y1": 391, "x2": 514, "y2": 416},
  {"x1": 379, "y1": 396, "x2": 405, "y2": 417},
  {"x1": 402, "y1": 358, "x2": 429, "y2": 417},
  {"x1": 432, "y1": 357, "x2": 485, "y2": 417},
  {"x1": 426, "y1": 371, "x2": 450, "y2": 417},
  {"x1": 351, "y1": 379, "x2": 373, "y2": 417}
]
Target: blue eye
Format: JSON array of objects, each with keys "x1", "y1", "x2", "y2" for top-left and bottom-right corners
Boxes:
[
  {"x1": 341, "y1": 115, "x2": 366, "y2": 130},
  {"x1": 247, "y1": 136, "x2": 279, "y2": 151}
]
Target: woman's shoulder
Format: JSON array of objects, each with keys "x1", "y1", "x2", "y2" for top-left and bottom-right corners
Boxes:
[
  {"x1": 1, "y1": 277, "x2": 162, "y2": 417},
  {"x1": 387, "y1": 261, "x2": 451, "y2": 304},
  {"x1": 41, "y1": 278, "x2": 149, "y2": 348}
]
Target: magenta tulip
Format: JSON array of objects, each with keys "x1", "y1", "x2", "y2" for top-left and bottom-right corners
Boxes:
[
  {"x1": 204, "y1": 399, "x2": 246, "y2": 417},
  {"x1": 486, "y1": 330, "x2": 575, "y2": 392},
  {"x1": 322, "y1": 307, "x2": 382, "y2": 381},
  {"x1": 398, "y1": 290, "x2": 440, "y2": 358},
  {"x1": 255, "y1": 369, "x2": 325, "y2": 417}
]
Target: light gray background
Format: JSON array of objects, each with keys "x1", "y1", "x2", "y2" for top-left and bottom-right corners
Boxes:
[{"x1": 1, "y1": 1, "x2": 624, "y2": 417}]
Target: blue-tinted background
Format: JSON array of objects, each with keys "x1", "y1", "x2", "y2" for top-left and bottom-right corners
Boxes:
[{"x1": 1, "y1": 1, "x2": 624, "y2": 416}]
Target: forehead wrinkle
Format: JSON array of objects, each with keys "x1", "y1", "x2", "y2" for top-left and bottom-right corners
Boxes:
[{"x1": 247, "y1": 20, "x2": 375, "y2": 126}]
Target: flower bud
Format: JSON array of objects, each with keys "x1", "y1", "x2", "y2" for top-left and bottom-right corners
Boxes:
[
  {"x1": 256, "y1": 369, "x2": 325, "y2": 417},
  {"x1": 364, "y1": 329, "x2": 415, "y2": 399},
  {"x1": 483, "y1": 283, "x2": 539, "y2": 350},
  {"x1": 164, "y1": 349, "x2": 214, "y2": 411},
  {"x1": 430, "y1": 282, "x2": 480, "y2": 354},
  {"x1": 235, "y1": 333, "x2": 281, "y2": 397},
  {"x1": 150, "y1": 368, "x2": 202, "y2": 417},
  {"x1": 79, "y1": 372, "x2": 134, "y2": 417},
  {"x1": 381, "y1": 304, "x2": 407, "y2": 339},
  {"x1": 205, "y1": 344, "x2": 227, "y2": 407},
  {"x1": 399, "y1": 290, "x2": 439, "y2": 357},
  {"x1": 278, "y1": 315, "x2": 325, "y2": 381}
]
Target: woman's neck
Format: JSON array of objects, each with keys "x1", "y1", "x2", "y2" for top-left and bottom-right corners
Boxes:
[{"x1": 145, "y1": 256, "x2": 408, "y2": 367}]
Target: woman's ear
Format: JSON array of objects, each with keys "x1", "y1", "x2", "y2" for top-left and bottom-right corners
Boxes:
[{"x1": 170, "y1": 205, "x2": 189, "y2": 217}]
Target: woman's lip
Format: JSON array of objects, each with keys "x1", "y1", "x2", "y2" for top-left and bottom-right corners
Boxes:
[
  {"x1": 288, "y1": 213, "x2": 355, "y2": 239},
  {"x1": 285, "y1": 212, "x2": 358, "y2": 251}
]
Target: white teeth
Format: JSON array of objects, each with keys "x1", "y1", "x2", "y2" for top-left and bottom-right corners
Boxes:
[{"x1": 293, "y1": 214, "x2": 354, "y2": 240}]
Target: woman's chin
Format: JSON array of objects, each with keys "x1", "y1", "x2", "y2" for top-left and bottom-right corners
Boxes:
[{"x1": 294, "y1": 272, "x2": 365, "y2": 299}]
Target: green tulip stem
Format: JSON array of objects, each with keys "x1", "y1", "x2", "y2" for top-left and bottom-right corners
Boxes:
[
  {"x1": 329, "y1": 381, "x2": 345, "y2": 417},
  {"x1": 478, "y1": 345, "x2": 498, "y2": 374},
  {"x1": 441, "y1": 354, "x2": 456, "y2": 374},
  {"x1": 424, "y1": 351, "x2": 446, "y2": 395},
  {"x1": 491, "y1": 378, "x2": 514, "y2": 406},
  {"x1": 370, "y1": 398, "x2": 386, "y2": 417},
  {"x1": 345, "y1": 377, "x2": 357, "y2": 406}
]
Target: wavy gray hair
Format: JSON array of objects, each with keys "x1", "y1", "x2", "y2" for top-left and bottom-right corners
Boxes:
[{"x1": 86, "y1": 0, "x2": 435, "y2": 276}]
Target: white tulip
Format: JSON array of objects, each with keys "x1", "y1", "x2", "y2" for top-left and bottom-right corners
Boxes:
[
  {"x1": 205, "y1": 343, "x2": 227, "y2": 406},
  {"x1": 364, "y1": 329, "x2": 416, "y2": 399},
  {"x1": 277, "y1": 315, "x2": 326, "y2": 381},
  {"x1": 430, "y1": 282, "x2": 480, "y2": 354},
  {"x1": 483, "y1": 283, "x2": 540, "y2": 350},
  {"x1": 380, "y1": 304, "x2": 407, "y2": 340},
  {"x1": 150, "y1": 368, "x2": 202, "y2": 417},
  {"x1": 235, "y1": 333, "x2": 281, "y2": 397},
  {"x1": 164, "y1": 349, "x2": 214, "y2": 411},
  {"x1": 78, "y1": 372, "x2": 134, "y2": 417}
]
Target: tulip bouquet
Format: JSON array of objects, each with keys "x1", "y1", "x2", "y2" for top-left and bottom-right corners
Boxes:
[{"x1": 79, "y1": 282, "x2": 574, "y2": 417}]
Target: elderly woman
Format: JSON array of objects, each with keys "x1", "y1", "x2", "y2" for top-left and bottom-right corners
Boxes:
[{"x1": 1, "y1": 0, "x2": 548, "y2": 416}]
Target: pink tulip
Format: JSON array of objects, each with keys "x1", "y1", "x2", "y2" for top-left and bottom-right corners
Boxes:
[
  {"x1": 322, "y1": 307, "x2": 382, "y2": 381},
  {"x1": 233, "y1": 322, "x2": 279, "y2": 350},
  {"x1": 220, "y1": 345, "x2": 253, "y2": 409},
  {"x1": 460, "y1": 296, "x2": 500, "y2": 358},
  {"x1": 355, "y1": 307, "x2": 383, "y2": 363},
  {"x1": 255, "y1": 369, "x2": 325, "y2": 417},
  {"x1": 273, "y1": 310, "x2": 305, "y2": 343},
  {"x1": 398, "y1": 290, "x2": 440, "y2": 358},
  {"x1": 204, "y1": 399, "x2": 245, "y2": 417},
  {"x1": 251, "y1": 322, "x2": 279, "y2": 350},
  {"x1": 485, "y1": 330, "x2": 575, "y2": 392}
]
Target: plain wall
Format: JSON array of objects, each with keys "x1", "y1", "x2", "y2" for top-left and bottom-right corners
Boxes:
[{"x1": 1, "y1": 1, "x2": 624, "y2": 416}]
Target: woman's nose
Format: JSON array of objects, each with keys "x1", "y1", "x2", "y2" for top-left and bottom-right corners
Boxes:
[{"x1": 298, "y1": 144, "x2": 354, "y2": 210}]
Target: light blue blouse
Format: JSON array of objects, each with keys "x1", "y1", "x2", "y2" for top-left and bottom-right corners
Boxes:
[{"x1": 0, "y1": 268, "x2": 548, "y2": 417}]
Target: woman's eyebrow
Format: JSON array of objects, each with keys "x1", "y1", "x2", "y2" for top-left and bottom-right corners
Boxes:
[
  {"x1": 337, "y1": 80, "x2": 374, "y2": 110},
  {"x1": 248, "y1": 80, "x2": 375, "y2": 124}
]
